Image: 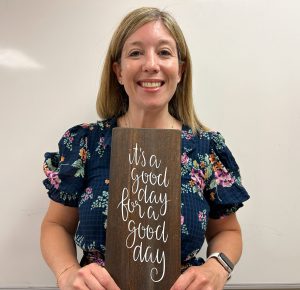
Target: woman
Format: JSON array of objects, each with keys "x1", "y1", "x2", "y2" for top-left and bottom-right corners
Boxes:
[{"x1": 41, "y1": 7, "x2": 249, "y2": 290}]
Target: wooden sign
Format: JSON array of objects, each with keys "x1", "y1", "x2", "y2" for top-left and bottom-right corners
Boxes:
[{"x1": 106, "y1": 128, "x2": 181, "y2": 290}]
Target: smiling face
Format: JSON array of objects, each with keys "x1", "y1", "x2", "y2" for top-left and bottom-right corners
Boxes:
[{"x1": 113, "y1": 20, "x2": 183, "y2": 114}]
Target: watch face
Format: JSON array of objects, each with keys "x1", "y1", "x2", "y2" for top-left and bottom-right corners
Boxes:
[{"x1": 220, "y1": 253, "x2": 234, "y2": 270}]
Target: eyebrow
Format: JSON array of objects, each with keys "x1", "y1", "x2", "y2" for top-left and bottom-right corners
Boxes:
[{"x1": 127, "y1": 39, "x2": 176, "y2": 48}]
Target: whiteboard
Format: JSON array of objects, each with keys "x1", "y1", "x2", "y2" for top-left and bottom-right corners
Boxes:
[{"x1": 0, "y1": 0, "x2": 299, "y2": 287}]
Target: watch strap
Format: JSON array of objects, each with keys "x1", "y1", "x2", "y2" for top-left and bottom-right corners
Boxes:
[{"x1": 207, "y1": 252, "x2": 234, "y2": 278}]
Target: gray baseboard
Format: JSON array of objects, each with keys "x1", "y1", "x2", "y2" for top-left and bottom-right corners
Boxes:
[{"x1": 0, "y1": 285, "x2": 299, "y2": 290}]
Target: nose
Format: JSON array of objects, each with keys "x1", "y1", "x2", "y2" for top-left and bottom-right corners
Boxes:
[{"x1": 142, "y1": 51, "x2": 160, "y2": 73}]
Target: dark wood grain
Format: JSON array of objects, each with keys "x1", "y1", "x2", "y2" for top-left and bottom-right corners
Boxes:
[{"x1": 106, "y1": 128, "x2": 181, "y2": 290}]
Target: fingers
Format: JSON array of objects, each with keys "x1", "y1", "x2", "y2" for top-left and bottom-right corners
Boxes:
[
  {"x1": 74, "y1": 266, "x2": 105, "y2": 290},
  {"x1": 70, "y1": 277, "x2": 91, "y2": 290},
  {"x1": 170, "y1": 267, "x2": 195, "y2": 290},
  {"x1": 71, "y1": 263, "x2": 120, "y2": 290},
  {"x1": 90, "y1": 264, "x2": 120, "y2": 290},
  {"x1": 170, "y1": 266, "x2": 215, "y2": 290},
  {"x1": 170, "y1": 265, "x2": 226, "y2": 290}
]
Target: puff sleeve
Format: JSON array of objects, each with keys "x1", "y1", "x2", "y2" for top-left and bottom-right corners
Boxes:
[
  {"x1": 43, "y1": 124, "x2": 90, "y2": 207},
  {"x1": 204, "y1": 131, "x2": 250, "y2": 218}
]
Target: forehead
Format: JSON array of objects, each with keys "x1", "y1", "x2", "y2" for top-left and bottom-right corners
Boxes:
[{"x1": 124, "y1": 20, "x2": 176, "y2": 47}]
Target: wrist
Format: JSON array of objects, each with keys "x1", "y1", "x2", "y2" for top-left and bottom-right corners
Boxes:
[
  {"x1": 207, "y1": 252, "x2": 234, "y2": 279},
  {"x1": 205, "y1": 258, "x2": 229, "y2": 281},
  {"x1": 56, "y1": 263, "x2": 79, "y2": 287}
]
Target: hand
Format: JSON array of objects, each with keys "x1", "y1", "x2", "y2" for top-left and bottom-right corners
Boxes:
[
  {"x1": 170, "y1": 259, "x2": 228, "y2": 290},
  {"x1": 58, "y1": 263, "x2": 120, "y2": 290}
]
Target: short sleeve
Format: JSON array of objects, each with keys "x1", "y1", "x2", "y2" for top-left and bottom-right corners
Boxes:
[
  {"x1": 204, "y1": 131, "x2": 250, "y2": 218},
  {"x1": 42, "y1": 124, "x2": 90, "y2": 207}
]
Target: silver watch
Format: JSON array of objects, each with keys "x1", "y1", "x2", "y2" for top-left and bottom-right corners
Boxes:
[{"x1": 207, "y1": 252, "x2": 234, "y2": 277}]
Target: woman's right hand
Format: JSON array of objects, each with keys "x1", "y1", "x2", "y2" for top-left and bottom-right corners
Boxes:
[{"x1": 58, "y1": 263, "x2": 120, "y2": 290}]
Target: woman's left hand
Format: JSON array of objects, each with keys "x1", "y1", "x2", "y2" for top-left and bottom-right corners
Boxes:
[{"x1": 170, "y1": 259, "x2": 228, "y2": 290}]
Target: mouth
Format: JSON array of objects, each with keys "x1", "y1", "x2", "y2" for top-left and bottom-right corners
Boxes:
[{"x1": 137, "y1": 81, "x2": 165, "y2": 88}]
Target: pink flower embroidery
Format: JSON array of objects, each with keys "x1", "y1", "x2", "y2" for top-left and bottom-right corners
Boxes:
[
  {"x1": 182, "y1": 131, "x2": 193, "y2": 140},
  {"x1": 214, "y1": 169, "x2": 235, "y2": 187},
  {"x1": 198, "y1": 211, "x2": 205, "y2": 222},
  {"x1": 181, "y1": 152, "x2": 189, "y2": 165},
  {"x1": 63, "y1": 130, "x2": 70, "y2": 138},
  {"x1": 85, "y1": 187, "x2": 92, "y2": 194},
  {"x1": 82, "y1": 187, "x2": 93, "y2": 201},
  {"x1": 46, "y1": 170, "x2": 61, "y2": 189},
  {"x1": 190, "y1": 168, "x2": 206, "y2": 191},
  {"x1": 181, "y1": 215, "x2": 184, "y2": 225}
]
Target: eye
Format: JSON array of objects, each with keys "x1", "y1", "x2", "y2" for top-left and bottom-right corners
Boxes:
[
  {"x1": 128, "y1": 50, "x2": 143, "y2": 57},
  {"x1": 159, "y1": 49, "x2": 172, "y2": 57}
]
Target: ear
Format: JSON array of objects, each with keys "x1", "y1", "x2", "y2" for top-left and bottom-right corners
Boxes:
[
  {"x1": 113, "y1": 62, "x2": 122, "y2": 84},
  {"x1": 177, "y1": 62, "x2": 185, "y2": 83}
]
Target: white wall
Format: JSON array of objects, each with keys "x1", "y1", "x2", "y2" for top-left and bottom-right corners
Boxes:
[{"x1": 0, "y1": 0, "x2": 299, "y2": 287}]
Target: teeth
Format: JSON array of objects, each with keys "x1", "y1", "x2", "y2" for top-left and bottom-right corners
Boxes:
[{"x1": 141, "y1": 82, "x2": 162, "y2": 88}]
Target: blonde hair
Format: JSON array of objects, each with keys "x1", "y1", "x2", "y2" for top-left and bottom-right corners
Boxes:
[{"x1": 96, "y1": 7, "x2": 208, "y2": 132}]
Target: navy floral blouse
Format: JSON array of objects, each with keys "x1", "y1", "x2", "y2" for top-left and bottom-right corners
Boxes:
[{"x1": 43, "y1": 118, "x2": 249, "y2": 268}]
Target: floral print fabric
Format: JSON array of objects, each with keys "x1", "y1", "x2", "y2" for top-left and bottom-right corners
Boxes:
[{"x1": 43, "y1": 118, "x2": 249, "y2": 267}]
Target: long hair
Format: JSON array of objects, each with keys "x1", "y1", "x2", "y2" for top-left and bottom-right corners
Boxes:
[{"x1": 96, "y1": 7, "x2": 208, "y2": 132}]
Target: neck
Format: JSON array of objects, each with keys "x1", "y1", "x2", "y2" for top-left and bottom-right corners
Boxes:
[{"x1": 121, "y1": 109, "x2": 178, "y2": 129}]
